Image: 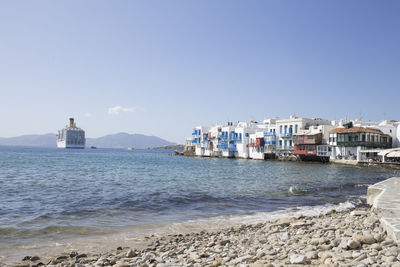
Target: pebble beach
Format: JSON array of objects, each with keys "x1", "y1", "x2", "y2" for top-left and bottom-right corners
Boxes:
[{"x1": 13, "y1": 206, "x2": 400, "y2": 267}]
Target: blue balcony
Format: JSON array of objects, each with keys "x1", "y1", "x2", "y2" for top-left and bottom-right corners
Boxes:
[
  {"x1": 281, "y1": 133, "x2": 292, "y2": 138},
  {"x1": 230, "y1": 132, "x2": 242, "y2": 141},
  {"x1": 192, "y1": 137, "x2": 201, "y2": 144},
  {"x1": 219, "y1": 142, "x2": 228, "y2": 149},
  {"x1": 264, "y1": 132, "x2": 276, "y2": 137},
  {"x1": 192, "y1": 129, "x2": 201, "y2": 136},
  {"x1": 228, "y1": 145, "x2": 237, "y2": 152},
  {"x1": 220, "y1": 131, "x2": 229, "y2": 139}
]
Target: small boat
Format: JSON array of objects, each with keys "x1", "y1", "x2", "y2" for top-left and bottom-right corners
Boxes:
[
  {"x1": 90, "y1": 146, "x2": 97, "y2": 149},
  {"x1": 127, "y1": 147, "x2": 134, "y2": 150}
]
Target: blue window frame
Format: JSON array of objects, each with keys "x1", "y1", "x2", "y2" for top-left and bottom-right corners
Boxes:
[{"x1": 295, "y1": 124, "x2": 298, "y2": 133}]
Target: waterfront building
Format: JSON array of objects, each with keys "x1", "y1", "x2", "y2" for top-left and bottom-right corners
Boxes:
[
  {"x1": 219, "y1": 123, "x2": 237, "y2": 158},
  {"x1": 248, "y1": 131, "x2": 266, "y2": 159},
  {"x1": 57, "y1": 118, "x2": 86, "y2": 149},
  {"x1": 247, "y1": 121, "x2": 277, "y2": 160},
  {"x1": 276, "y1": 116, "x2": 331, "y2": 156},
  {"x1": 186, "y1": 116, "x2": 400, "y2": 163},
  {"x1": 191, "y1": 126, "x2": 211, "y2": 156},
  {"x1": 371, "y1": 120, "x2": 400, "y2": 148},
  {"x1": 293, "y1": 124, "x2": 335, "y2": 162},
  {"x1": 328, "y1": 122, "x2": 392, "y2": 161},
  {"x1": 231, "y1": 122, "x2": 254, "y2": 159},
  {"x1": 206, "y1": 125, "x2": 223, "y2": 157}
]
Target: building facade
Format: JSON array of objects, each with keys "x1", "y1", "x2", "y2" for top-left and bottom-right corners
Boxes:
[{"x1": 329, "y1": 124, "x2": 392, "y2": 161}]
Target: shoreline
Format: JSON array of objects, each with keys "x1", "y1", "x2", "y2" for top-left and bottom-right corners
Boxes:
[
  {"x1": 179, "y1": 152, "x2": 400, "y2": 170},
  {"x1": 1, "y1": 201, "x2": 357, "y2": 266},
  {"x1": 6, "y1": 203, "x2": 400, "y2": 267}
]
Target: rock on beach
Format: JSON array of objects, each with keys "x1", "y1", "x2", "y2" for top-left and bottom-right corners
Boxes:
[{"x1": 9, "y1": 207, "x2": 400, "y2": 267}]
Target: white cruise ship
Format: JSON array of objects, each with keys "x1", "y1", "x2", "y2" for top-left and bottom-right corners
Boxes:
[{"x1": 57, "y1": 118, "x2": 86, "y2": 149}]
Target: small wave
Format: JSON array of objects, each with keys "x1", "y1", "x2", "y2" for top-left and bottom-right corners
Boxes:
[
  {"x1": 0, "y1": 225, "x2": 97, "y2": 241},
  {"x1": 354, "y1": 184, "x2": 370, "y2": 188},
  {"x1": 288, "y1": 186, "x2": 310, "y2": 196}
]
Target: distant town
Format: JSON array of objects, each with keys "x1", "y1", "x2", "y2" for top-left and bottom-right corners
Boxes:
[{"x1": 185, "y1": 116, "x2": 400, "y2": 165}]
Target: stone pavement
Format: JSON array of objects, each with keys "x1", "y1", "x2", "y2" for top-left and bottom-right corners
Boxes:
[{"x1": 367, "y1": 177, "x2": 400, "y2": 243}]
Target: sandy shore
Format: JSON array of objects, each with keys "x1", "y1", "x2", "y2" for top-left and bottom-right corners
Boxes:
[{"x1": 10, "y1": 206, "x2": 400, "y2": 267}]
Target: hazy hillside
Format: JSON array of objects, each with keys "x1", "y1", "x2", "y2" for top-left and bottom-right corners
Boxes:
[
  {"x1": 86, "y1": 133, "x2": 174, "y2": 149},
  {"x1": 0, "y1": 133, "x2": 175, "y2": 149},
  {"x1": 0, "y1": 134, "x2": 57, "y2": 147}
]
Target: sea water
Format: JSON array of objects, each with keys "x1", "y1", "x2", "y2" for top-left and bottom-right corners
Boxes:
[{"x1": 0, "y1": 146, "x2": 399, "y2": 263}]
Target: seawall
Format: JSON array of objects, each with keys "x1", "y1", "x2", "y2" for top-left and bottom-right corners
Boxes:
[{"x1": 367, "y1": 177, "x2": 400, "y2": 244}]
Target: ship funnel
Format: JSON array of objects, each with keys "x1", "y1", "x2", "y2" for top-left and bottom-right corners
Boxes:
[{"x1": 69, "y1": 118, "x2": 74, "y2": 127}]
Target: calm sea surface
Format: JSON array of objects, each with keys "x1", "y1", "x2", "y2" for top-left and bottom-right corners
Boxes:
[{"x1": 0, "y1": 146, "x2": 399, "y2": 261}]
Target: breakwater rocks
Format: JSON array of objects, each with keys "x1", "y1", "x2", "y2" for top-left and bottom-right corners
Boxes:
[{"x1": 13, "y1": 207, "x2": 400, "y2": 267}]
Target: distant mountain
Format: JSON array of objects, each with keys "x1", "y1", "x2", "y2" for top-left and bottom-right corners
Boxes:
[
  {"x1": 0, "y1": 134, "x2": 57, "y2": 147},
  {"x1": 86, "y1": 133, "x2": 175, "y2": 149},
  {"x1": 0, "y1": 132, "x2": 175, "y2": 149}
]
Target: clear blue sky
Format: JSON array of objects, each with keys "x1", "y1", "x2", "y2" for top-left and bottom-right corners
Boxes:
[{"x1": 0, "y1": 1, "x2": 399, "y2": 143}]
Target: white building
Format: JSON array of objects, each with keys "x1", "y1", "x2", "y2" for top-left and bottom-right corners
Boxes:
[
  {"x1": 372, "y1": 120, "x2": 399, "y2": 148},
  {"x1": 219, "y1": 123, "x2": 237, "y2": 158},
  {"x1": 276, "y1": 116, "x2": 331, "y2": 155},
  {"x1": 233, "y1": 121, "x2": 262, "y2": 159},
  {"x1": 329, "y1": 124, "x2": 392, "y2": 161},
  {"x1": 191, "y1": 126, "x2": 211, "y2": 156},
  {"x1": 248, "y1": 131, "x2": 266, "y2": 159}
]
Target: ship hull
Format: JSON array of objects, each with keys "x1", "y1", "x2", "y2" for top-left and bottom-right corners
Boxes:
[{"x1": 57, "y1": 140, "x2": 85, "y2": 149}]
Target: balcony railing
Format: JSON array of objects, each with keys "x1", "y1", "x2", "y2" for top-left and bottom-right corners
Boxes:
[
  {"x1": 281, "y1": 133, "x2": 292, "y2": 138},
  {"x1": 192, "y1": 130, "x2": 201, "y2": 136},
  {"x1": 337, "y1": 141, "x2": 392, "y2": 148},
  {"x1": 228, "y1": 145, "x2": 237, "y2": 152},
  {"x1": 191, "y1": 138, "x2": 201, "y2": 144},
  {"x1": 219, "y1": 142, "x2": 228, "y2": 149},
  {"x1": 265, "y1": 141, "x2": 276, "y2": 145}
]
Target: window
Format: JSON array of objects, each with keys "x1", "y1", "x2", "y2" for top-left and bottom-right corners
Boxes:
[
  {"x1": 284, "y1": 125, "x2": 287, "y2": 134},
  {"x1": 280, "y1": 125, "x2": 283, "y2": 134},
  {"x1": 284, "y1": 140, "x2": 287, "y2": 148},
  {"x1": 289, "y1": 140, "x2": 292, "y2": 147},
  {"x1": 295, "y1": 124, "x2": 298, "y2": 133},
  {"x1": 279, "y1": 140, "x2": 282, "y2": 147}
]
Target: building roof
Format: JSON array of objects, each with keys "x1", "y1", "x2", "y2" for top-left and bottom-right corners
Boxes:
[{"x1": 330, "y1": 126, "x2": 384, "y2": 134}]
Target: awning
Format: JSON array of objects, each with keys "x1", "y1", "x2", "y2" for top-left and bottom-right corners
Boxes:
[
  {"x1": 387, "y1": 151, "x2": 400, "y2": 158},
  {"x1": 378, "y1": 148, "x2": 400, "y2": 157}
]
